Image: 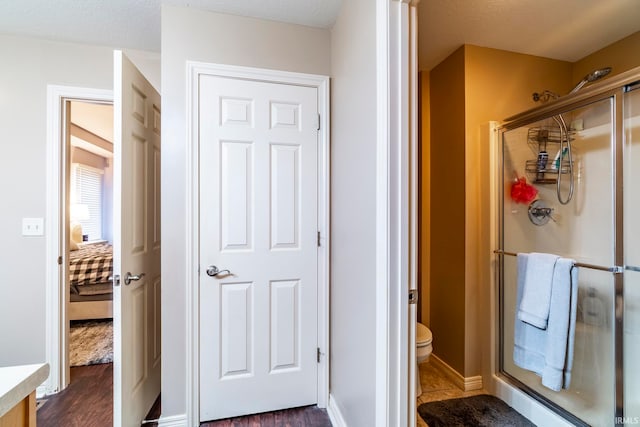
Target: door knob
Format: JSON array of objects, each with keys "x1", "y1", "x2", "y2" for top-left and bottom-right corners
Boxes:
[
  {"x1": 124, "y1": 272, "x2": 145, "y2": 285},
  {"x1": 206, "y1": 265, "x2": 231, "y2": 277}
]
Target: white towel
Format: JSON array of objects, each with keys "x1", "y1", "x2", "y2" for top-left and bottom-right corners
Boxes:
[
  {"x1": 541, "y1": 258, "x2": 578, "y2": 390},
  {"x1": 517, "y1": 252, "x2": 559, "y2": 329},
  {"x1": 514, "y1": 254, "x2": 579, "y2": 391}
]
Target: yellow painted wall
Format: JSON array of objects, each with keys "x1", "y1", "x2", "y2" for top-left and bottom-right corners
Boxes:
[
  {"x1": 429, "y1": 46, "x2": 466, "y2": 374},
  {"x1": 572, "y1": 31, "x2": 640, "y2": 83},
  {"x1": 463, "y1": 45, "x2": 572, "y2": 377},
  {"x1": 419, "y1": 71, "x2": 430, "y2": 326},
  {"x1": 423, "y1": 32, "x2": 639, "y2": 380},
  {"x1": 427, "y1": 44, "x2": 572, "y2": 378}
]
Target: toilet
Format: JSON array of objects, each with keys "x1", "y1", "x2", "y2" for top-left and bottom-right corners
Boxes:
[{"x1": 416, "y1": 322, "x2": 433, "y2": 397}]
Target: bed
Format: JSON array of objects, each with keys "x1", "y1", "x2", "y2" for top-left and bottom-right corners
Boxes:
[{"x1": 68, "y1": 242, "x2": 113, "y2": 320}]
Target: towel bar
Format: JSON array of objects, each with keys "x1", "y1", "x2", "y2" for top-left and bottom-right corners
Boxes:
[{"x1": 493, "y1": 250, "x2": 624, "y2": 274}]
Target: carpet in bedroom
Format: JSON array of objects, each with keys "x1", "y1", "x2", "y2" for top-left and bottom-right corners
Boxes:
[
  {"x1": 418, "y1": 394, "x2": 536, "y2": 427},
  {"x1": 69, "y1": 319, "x2": 113, "y2": 366}
]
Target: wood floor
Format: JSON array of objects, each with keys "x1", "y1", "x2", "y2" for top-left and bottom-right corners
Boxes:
[
  {"x1": 37, "y1": 364, "x2": 331, "y2": 427},
  {"x1": 37, "y1": 363, "x2": 113, "y2": 427},
  {"x1": 200, "y1": 405, "x2": 331, "y2": 427},
  {"x1": 145, "y1": 389, "x2": 331, "y2": 426}
]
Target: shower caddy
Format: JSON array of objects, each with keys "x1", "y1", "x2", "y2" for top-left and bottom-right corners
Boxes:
[{"x1": 524, "y1": 125, "x2": 573, "y2": 184}]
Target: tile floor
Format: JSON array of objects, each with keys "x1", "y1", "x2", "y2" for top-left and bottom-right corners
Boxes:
[{"x1": 416, "y1": 360, "x2": 486, "y2": 427}]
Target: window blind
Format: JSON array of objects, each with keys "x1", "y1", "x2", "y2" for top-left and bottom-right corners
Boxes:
[{"x1": 74, "y1": 165, "x2": 103, "y2": 241}]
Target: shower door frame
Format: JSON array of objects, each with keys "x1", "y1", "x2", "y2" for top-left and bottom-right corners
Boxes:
[{"x1": 495, "y1": 66, "x2": 640, "y2": 427}]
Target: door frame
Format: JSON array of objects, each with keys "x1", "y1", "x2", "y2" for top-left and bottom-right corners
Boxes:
[
  {"x1": 45, "y1": 85, "x2": 113, "y2": 394},
  {"x1": 185, "y1": 62, "x2": 330, "y2": 425},
  {"x1": 375, "y1": 0, "x2": 418, "y2": 425}
]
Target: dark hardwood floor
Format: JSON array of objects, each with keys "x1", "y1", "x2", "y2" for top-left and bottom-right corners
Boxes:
[
  {"x1": 145, "y1": 394, "x2": 332, "y2": 426},
  {"x1": 37, "y1": 364, "x2": 332, "y2": 427},
  {"x1": 199, "y1": 406, "x2": 332, "y2": 427},
  {"x1": 37, "y1": 363, "x2": 113, "y2": 427}
]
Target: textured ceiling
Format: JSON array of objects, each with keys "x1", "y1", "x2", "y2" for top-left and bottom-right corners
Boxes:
[
  {"x1": 1, "y1": 1, "x2": 639, "y2": 71},
  {"x1": 418, "y1": 0, "x2": 640, "y2": 70},
  {"x1": 0, "y1": 0, "x2": 342, "y2": 52}
]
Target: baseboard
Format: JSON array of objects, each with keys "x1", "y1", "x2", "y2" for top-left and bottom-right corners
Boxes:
[
  {"x1": 36, "y1": 384, "x2": 48, "y2": 399},
  {"x1": 157, "y1": 413, "x2": 188, "y2": 427},
  {"x1": 327, "y1": 394, "x2": 347, "y2": 427},
  {"x1": 430, "y1": 354, "x2": 483, "y2": 391},
  {"x1": 493, "y1": 375, "x2": 574, "y2": 426}
]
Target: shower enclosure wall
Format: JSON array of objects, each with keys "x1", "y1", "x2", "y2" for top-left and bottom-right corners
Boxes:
[{"x1": 496, "y1": 67, "x2": 640, "y2": 426}]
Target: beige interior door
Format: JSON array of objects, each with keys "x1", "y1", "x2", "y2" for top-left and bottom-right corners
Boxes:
[
  {"x1": 199, "y1": 74, "x2": 319, "y2": 421},
  {"x1": 112, "y1": 50, "x2": 161, "y2": 427}
]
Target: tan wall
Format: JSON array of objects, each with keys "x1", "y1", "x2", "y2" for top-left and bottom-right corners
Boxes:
[
  {"x1": 572, "y1": 31, "x2": 640, "y2": 83},
  {"x1": 424, "y1": 32, "x2": 640, "y2": 380},
  {"x1": 419, "y1": 71, "x2": 430, "y2": 326},
  {"x1": 463, "y1": 45, "x2": 572, "y2": 377},
  {"x1": 71, "y1": 147, "x2": 107, "y2": 170},
  {"x1": 429, "y1": 46, "x2": 466, "y2": 374},
  {"x1": 427, "y1": 44, "x2": 572, "y2": 378}
]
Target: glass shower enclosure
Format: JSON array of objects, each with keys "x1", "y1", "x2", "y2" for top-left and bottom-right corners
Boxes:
[{"x1": 496, "y1": 68, "x2": 640, "y2": 427}]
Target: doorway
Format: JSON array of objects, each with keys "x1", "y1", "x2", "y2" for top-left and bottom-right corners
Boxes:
[
  {"x1": 42, "y1": 87, "x2": 115, "y2": 425},
  {"x1": 185, "y1": 62, "x2": 330, "y2": 424},
  {"x1": 45, "y1": 86, "x2": 114, "y2": 396},
  {"x1": 44, "y1": 51, "x2": 162, "y2": 426},
  {"x1": 66, "y1": 100, "x2": 114, "y2": 380}
]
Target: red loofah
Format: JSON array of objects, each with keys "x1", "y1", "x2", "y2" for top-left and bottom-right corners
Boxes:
[{"x1": 511, "y1": 176, "x2": 538, "y2": 204}]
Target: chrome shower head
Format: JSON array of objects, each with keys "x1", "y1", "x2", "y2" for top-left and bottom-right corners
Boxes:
[
  {"x1": 569, "y1": 67, "x2": 612, "y2": 93},
  {"x1": 587, "y1": 67, "x2": 612, "y2": 82}
]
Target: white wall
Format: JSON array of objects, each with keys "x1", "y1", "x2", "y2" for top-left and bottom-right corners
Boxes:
[
  {"x1": 160, "y1": 5, "x2": 331, "y2": 418},
  {"x1": 0, "y1": 34, "x2": 157, "y2": 368},
  {"x1": 0, "y1": 34, "x2": 113, "y2": 366},
  {"x1": 329, "y1": 0, "x2": 378, "y2": 424}
]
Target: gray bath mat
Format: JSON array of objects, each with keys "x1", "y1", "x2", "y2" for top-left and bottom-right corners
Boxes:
[{"x1": 418, "y1": 394, "x2": 536, "y2": 427}]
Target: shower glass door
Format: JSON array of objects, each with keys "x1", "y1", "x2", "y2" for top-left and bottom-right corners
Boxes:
[
  {"x1": 500, "y1": 97, "x2": 615, "y2": 426},
  {"x1": 624, "y1": 83, "x2": 640, "y2": 422}
]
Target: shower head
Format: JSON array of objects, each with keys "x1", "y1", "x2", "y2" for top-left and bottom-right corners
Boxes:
[{"x1": 569, "y1": 67, "x2": 612, "y2": 93}]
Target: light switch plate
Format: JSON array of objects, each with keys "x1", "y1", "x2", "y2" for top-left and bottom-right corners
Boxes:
[{"x1": 22, "y1": 218, "x2": 44, "y2": 236}]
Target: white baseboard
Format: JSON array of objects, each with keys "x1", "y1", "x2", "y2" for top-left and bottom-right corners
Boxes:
[
  {"x1": 430, "y1": 354, "x2": 483, "y2": 391},
  {"x1": 36, "y1": 384, "x2": 49, "y2": 399},
  {"x1": 157, "y1": 413, "x2": 188, "y2": 427},
  {"x1": 327, "y1": 394, "x2": 347, "y2": 427}
]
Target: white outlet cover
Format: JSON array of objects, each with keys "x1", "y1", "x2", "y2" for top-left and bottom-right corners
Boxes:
[{"x1": 22, "y1": 218, "x2": 44, "y2": 236}]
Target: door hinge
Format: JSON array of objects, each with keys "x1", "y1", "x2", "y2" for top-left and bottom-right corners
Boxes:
[
  {"x1": 317, "y1": 231, "x2": 321, "y2": 247},
  {"x1": 317, "y1": 347, "x2": 322, "y2": 363},
  {"x1": 317, "y1": 113, "x2": 321, "y2": 130},
  {"x1": 409, "y1": 289, "x2": 418, "y2": 305},
  {"x1": 57, "y1": 256, "x2": 62, "y2": 265}
]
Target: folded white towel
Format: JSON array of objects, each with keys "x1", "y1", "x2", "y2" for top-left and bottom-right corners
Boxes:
[
  {"x1": 541, "y1": 258, "x2": 578, "y2": 390},
  {"x1": 514, "y1": 254, "x2": 579, "y2": 391},
  {"x1": 517, "y1": 252, "x2": 559, "y2": 329}
]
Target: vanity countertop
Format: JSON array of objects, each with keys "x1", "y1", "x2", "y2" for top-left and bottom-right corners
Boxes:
[{"x1": 0, "y1": 363, "x2": 49, "y2": 418}]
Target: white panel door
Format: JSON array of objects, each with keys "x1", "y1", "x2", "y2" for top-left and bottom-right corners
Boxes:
[
  {"x1": 199, "y1": 75, "x2": 318, "y2": 421},
  {"x1": 113, "y1": 50, "x2": 161, "y2": 427}
]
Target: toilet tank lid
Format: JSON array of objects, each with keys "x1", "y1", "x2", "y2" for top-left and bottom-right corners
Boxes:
[{"x1": 417, "y1": 323, "x2": 432, "y2": 344}]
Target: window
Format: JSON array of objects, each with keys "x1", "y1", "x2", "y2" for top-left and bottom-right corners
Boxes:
[{"x1": 71, "y1": 164, "x2": 103, "y2": 241}]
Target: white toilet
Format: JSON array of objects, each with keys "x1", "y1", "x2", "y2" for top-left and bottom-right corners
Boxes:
[{"x1": 416, "y1": 322, "x2": 433, "y2": 397}]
